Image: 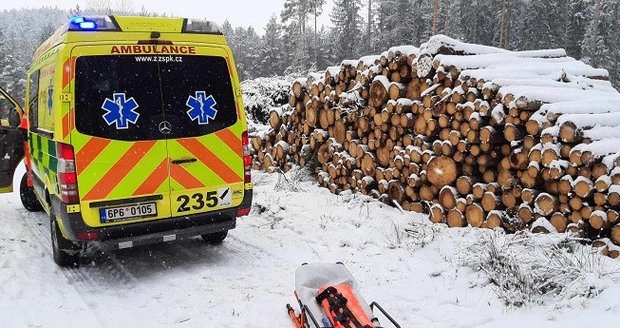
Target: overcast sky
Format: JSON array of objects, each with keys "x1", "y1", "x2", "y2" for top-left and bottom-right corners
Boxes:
[{"x1": 1, "y1": 0, "x2": 333, "y2": 33}]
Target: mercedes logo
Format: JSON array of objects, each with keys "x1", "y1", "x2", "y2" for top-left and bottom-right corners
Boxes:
[{"x1": 158, "y1": 120, "x2": 172, "y2": 134}]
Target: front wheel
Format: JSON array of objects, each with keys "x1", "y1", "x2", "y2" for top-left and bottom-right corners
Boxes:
[
  {"x1": 51, "y1": 218, "x2": 81, "y2": 267},
  {"x1": 201, "y1": 230, "x2": 228, "y2": 245},
  {"x1": 20, "y1": 173, "x2": 42, "y2": 212}
]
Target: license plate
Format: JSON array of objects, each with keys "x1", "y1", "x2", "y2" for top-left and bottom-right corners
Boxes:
[{"x1": 100, "y1": 202, "x2": 157, "y2": 223}]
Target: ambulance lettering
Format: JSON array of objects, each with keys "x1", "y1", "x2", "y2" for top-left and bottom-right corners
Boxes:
[
  {"x1": 186, "y1": 91, "x2": 217, "y2": 125},
  {"x1": 110, "y1": 45, "x2": 196, "y2": 54},
  {"x1": 101, "y1": 93, "x2": 140, "y2": 129}
]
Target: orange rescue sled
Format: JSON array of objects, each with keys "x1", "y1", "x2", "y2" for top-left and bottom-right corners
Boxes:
[{"x1": 286, "y1": 263, "x2": 401, "y2": 328}]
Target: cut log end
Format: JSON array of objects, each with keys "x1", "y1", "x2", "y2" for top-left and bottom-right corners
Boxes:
[{"x1": 427, "y1": 156, "x2": 458, "y2": 188}]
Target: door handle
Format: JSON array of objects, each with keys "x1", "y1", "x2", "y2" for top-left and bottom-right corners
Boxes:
[{"x1": 171, "y1": 158, "x2": 197, "y2": 165}]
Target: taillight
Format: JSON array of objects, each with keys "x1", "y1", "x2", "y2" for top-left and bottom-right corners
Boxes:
[
  {"x1": 242, "y1": 131, "x2": 251, "y2": 183},
  {"x1": 77, "y1": 231, "x2": 98, "y2": 240},
  {"x1": 236, "y1": 207, "x2": 251, "y2": 217},
  {"x1": 57, "y1": 143, "x2": 79, "y2": 204}
]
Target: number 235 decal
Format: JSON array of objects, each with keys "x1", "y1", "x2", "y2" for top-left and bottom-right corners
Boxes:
[{"x1": 176, "y1": 187, "x2": 231, "y2": 212}]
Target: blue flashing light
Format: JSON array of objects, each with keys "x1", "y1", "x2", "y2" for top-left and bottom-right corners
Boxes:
[
  {"x1": 69, "y1": 16, "x2": 97, "y2": 30},
  {"x1": 79, "y1": 21, "x2": 97, "y2": 30},
  {"x1": 70, "y1": 16, "x2": 85, "y2": 24}
]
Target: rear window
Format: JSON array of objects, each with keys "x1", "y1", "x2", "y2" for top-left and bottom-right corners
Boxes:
[{"x1": 75, "y1": 55, "x2": 237, "y2": 141}]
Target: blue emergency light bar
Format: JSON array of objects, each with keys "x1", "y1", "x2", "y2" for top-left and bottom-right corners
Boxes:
[
  {"x1": 68, "y1": 16, "x2": 120, "y2": 32},
  {"x1": 66, "y1": 15, "x2": 222, "y2": 35},
  {"x1": 70, "y1": 17, "x2": 96, "y2": 30}
]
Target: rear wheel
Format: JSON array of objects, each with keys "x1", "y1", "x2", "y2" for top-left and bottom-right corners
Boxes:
[
  {"x1": 51, "y1": 218, "x2": 81, "y2": 267},
  {"x1": 20, "y1": 173, "x2": 42, "y2": 212},
  {"x1": 201, "y1": 230, "x2": 228, "y2": 245}
]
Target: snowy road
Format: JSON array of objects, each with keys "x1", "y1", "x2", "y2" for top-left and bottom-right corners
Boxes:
[{"x1": 2, "y1": 167, "x2": 620, "y2": 327}]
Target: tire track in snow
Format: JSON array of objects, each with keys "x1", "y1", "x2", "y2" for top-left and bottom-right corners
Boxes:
[
  {"x1": 16, "y1": 208, "x2": 143, "y2": 326},
  {"x1": 18, "y1": 209, "x2": 137, "y2": 290},
  {"x1": 16, "y1": 209, "x2": 107, "y2": 324}
]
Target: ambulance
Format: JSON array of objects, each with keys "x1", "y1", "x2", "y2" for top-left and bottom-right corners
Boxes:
[{"x1": 0, "y1": 16, "x2": 253, "y2": 266}]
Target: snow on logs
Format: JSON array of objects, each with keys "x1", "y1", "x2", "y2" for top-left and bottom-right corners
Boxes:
[{"x1": 250, "y1": 34, "x2": 620, "y2": 258}]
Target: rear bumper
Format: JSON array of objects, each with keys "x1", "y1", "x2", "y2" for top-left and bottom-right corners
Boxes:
[
  {"x1": 99, "y1": 216, "x2": 235, "y2": 250},
  {"x1": 51, "y1": 189, "x2": 252, "y2": 249}
]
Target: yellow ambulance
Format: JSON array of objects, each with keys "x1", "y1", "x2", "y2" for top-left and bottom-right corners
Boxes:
[{"x1": 0, "y1": 16, "x2": 253, "y2": 266}]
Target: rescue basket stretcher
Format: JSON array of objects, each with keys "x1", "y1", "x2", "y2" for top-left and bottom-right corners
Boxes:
[{"x1": 286, "y1": 263, "x2": 401, "y2": 328}]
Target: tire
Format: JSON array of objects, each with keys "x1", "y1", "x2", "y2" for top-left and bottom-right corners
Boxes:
[
  {"x1": 51, "y1": 218, "x2": 81, "y2": 267},
  {"x1": 201, "y1": 230, "x2": 228, "y2": 245},
  {"x1": 20, "y1": 173, "x2": 43, "y2": 212}
]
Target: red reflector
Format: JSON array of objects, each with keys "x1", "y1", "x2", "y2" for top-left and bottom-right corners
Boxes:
[
  {"x1": 77, "y1": 231, "x2": 98, "y2": 240},
  {"x1": 242, "y1": 131, "x2": 249, "y2": 145},
  {"x1": 244, "y1": 155, "x2": 252, "y2": 166},
  {"x1": 236, "y1": 207, "x2": 251, "y2": 217},
  {"x1": 60, "y1": 172, "x2": 77, "y2": 184}
]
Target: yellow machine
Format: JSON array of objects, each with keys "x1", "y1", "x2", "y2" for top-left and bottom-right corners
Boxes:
[{"x1": 0, "y1": 16, "x2": 253, "y2": 266}]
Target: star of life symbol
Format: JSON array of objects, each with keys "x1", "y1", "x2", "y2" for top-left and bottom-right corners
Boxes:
[
  {"x1": 47, "y1": 80, "x2": 53, "y2": 115},
  {"x1": 186, "y1": 91, "x2": 217, "y2": 125},
  {"x1": 101, "y1": 93, "x2": 140, "y2": 129}
]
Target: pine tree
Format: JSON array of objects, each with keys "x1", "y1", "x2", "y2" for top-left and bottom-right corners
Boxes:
[
  {"x1": 85, "y1": 0, "x2": 112, "y2": 14},
  {"x1": 608, "y1": 0, "x2": 620, "y2": 84},
  {"x1": 0, "y1": 28, "x2": 26, "y2": 99},
  {"x1": 364, "y1": 0, "x2": 374, "y2": 52},
  {"x1": 68, "y1": 4, "x2": 82, "y2": 17},
  {"x1": 565, "y1": 0, "x2": 590, "y2": 59},
  {"x1": 377, "y1": 0, "x2": 415, "y2": 49},
  {"x1": 233, "y1": 27, "x2": 261, "y2": 80},
  {"x1": 309, "y1": 0, "x2": 326, "y2": 67},
  {"x1": 138, "y1": 5, "x2": 153, "y2": 17},
  {"x1": 522, "y1": 0, "x2": 567, "y2": 50},
  {"x1": 411, "y1": 0, "x2": 432, "y2": 46},
  {"x1": 432, "y1": 0, "x2": 441, "y2": 35},
  {"x1": 316, "y1": 26, "x2": 339, "y2": 69},
  {"x1": 505, "y1": 0, "x2": 528, "y2": 50},
  {"x1": 582, "y1": 0, "x2": 620, "y2": 84},
  {"x1": 331, "y1": 0, "x2": 364, "y2": 60},
  {"x1": 441, "y1": 0, "x2": 461, "y2": 38},
  {"x1": 498, "y1": 0, "x2": 510, "y2": 48},
  {"x1": 38, "y1": 23, "x2": 56, "y2": 45},
  {"x1": 459, "y1": 0, "x2": 496, "y2": 45},
  {"x1": 281, "y1": 0, "x2": 314, "y2": 73},
  {"x1": 260, "y1": 16, "x2": 285, "y2": 76},
  {"x1": 221, "y1": 20, "x2": 236, "y2": 52}
]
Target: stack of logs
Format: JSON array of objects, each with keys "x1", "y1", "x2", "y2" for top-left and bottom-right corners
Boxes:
[{"x1": 250, "y1": 36, "x2": 620, "y2": 258}]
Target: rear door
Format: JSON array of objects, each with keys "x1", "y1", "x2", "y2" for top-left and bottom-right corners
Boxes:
[
  {"x1": 159, "y1": 47, "x2": 245, "y2": 217},
  {"x1": 71, "y1": 47, "x2": 172, "y2": 227},
  {"x1": 71, "y1": 45, "x2": 245, "y2": 227},
  {"x1": 0, "y1": 86, "x2": 24, "y2": 193}
]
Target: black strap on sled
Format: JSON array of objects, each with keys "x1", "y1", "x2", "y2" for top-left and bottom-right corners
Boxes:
[{"x1": 315, "y1": 286, "x2": 373, "y2": 328}]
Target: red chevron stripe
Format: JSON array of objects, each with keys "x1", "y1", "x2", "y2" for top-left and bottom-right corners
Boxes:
[{"x1": 82, "y1": 142, "x2": 156, "y2": 200}]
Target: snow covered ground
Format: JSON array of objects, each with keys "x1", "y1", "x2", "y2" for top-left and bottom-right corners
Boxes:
[{"x1": 1, "y1": 165, "x2": 620, "y2": 327}]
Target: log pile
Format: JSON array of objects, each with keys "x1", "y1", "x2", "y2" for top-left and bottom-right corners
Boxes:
[{"x1": 250, "y1": 35, "x2": 620, "y2": 258}]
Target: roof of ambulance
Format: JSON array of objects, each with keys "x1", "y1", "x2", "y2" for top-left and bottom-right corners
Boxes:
[{"x1": 33, "y1": 15, "x2": 228, "y2": 59}]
